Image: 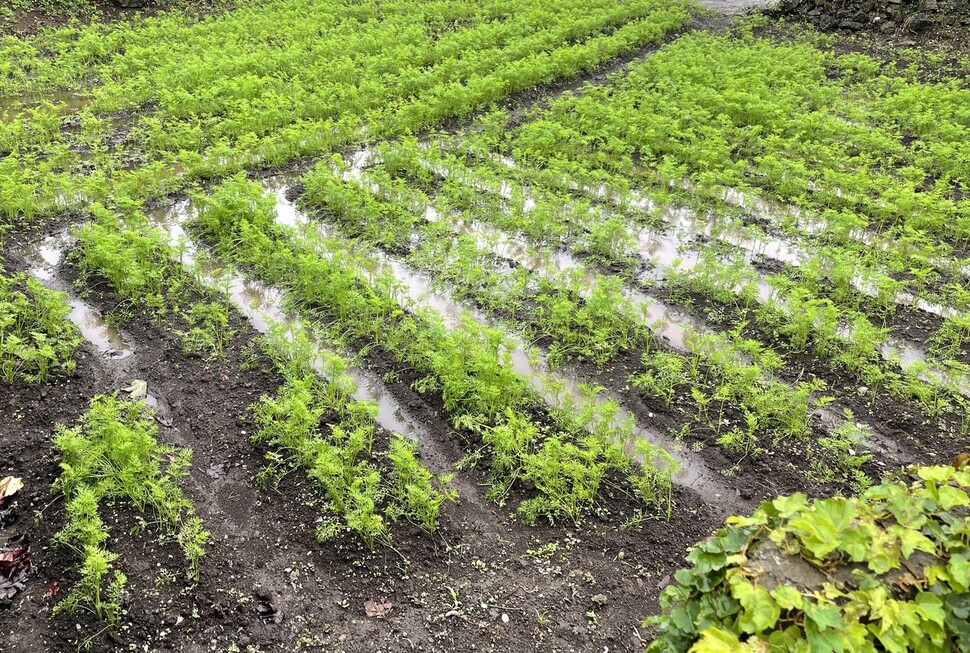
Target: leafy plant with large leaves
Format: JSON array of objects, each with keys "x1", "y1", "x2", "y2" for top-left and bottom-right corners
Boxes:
[{"x1": 647, "y1": 460, "x2": 970, "y2": 652}]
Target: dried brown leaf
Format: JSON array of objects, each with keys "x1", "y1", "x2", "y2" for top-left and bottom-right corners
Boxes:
[
  {"x1": 0, "y1": 536, "x2": 32, "y2": 603},
  {"x1": 0, "y1": 477, "x2": 24, "y2": 504},
  {"x1": 364, "y1": 597, "x2": 393, "y2": 618}
]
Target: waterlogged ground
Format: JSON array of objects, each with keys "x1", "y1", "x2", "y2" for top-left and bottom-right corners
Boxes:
[{"x1": 2, "y1": 1, "x2": 970, "y2": 652}]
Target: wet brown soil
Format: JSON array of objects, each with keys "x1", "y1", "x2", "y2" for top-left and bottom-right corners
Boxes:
[{"x1": 649, "y1": 285, "x2": 968, "y2": 463}]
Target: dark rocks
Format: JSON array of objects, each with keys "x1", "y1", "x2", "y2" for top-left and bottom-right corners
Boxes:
[
  {"x1": 907, "y1": 12, "x2": 940, "y2": 30},
  {"x1": 839, "y1": 19, "x2": 866, "y2": 30},
  {"x1": 769, "y1": 0, "x2": 970, "y2": 34}
]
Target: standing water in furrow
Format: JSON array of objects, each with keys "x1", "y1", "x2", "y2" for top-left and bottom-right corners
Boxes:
[
  {"x1": 359, "y1": 150, "x2": 912, "y2": 463},
  {"x1": 142, "y1": 190, "x2": 430, "y2": 442},
  {"x1": 435, "y1": 149, "x2": 970, "y2": 400},
  {"x1": 22, "y1": 229, "x2": 133, "y2": 360},
  {"x1": 272, "y1": 174, "x2": 739, "y2": 503}
]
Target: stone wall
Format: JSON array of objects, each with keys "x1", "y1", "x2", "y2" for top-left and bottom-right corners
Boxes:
[{"x1": 770, "y1": 0, "x2": 970, "y2": 32}]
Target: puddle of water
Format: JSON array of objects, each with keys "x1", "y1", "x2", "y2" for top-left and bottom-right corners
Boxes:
[
  {"x1": 413, "y1": 146, "x2": 953, "y2": 466},
  {"x1": 22, "y1": 229, "x2": 133, "y2": 359},
  {"x1": 430, "y1": 204, "x2": 701, "y2": 351},
  {"x1": 373, "y1": 162, "x2": 940, "y2": 460},
  {"x1": 458, "y1": 153, "x2": 970, "y2": 395},
  {"x1": 1, "y1": 91, "x2": 92, "y2": 123},
  {"x1": 474, "y1": 150, "x2": 967, "y2": 320}
]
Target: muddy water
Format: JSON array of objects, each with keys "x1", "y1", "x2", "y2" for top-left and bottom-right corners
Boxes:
[
  {"x1": 143, "y1": 196, "x2": 432, "y2": 442},
  {"x1": 478, "y1": 150, "x2": 967, "y2": 319},
  {"x1": 0, "y1": 91, "x2": 92, "y2": 123},
  {"x1": 453, "y1": 214, "x2": 701, "y2": 351},
  {"x1": 222, "y1": 172, "x2": 736, "y2": 499},
  {"x1": 353, "y1": 161, "x2": 933, "y2": 466},
  {"x1": 496, "y1": 156, "x2": 970, "y2": 318},
  {"x1": 22, "y1": 229, "x2": 133, "y2": 360},
  {"x1": 184, "y1": 180, "x2": 722, "y2": 491}
]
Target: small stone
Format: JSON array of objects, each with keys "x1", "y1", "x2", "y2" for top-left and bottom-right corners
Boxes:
[
  {"x1": 501, "y1": 613, "x2": 509, "y2": 624},
  {"x1": 617, "y1": 551, "x2": 625, "y2": 561},
  {"x1": 591, "y1": 594, "x2": 608, "y2": 607},
  {"x1": 857, "y1": 386, "x2": 868, "y2": 396}
]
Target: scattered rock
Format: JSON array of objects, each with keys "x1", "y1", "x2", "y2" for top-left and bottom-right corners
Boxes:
[{"x1": 256, "y1": 603, "x2": 283, "y2": 624}]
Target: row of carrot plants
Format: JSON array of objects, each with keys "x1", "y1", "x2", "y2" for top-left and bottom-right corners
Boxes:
[
  {"x1": 359, "y1": 135, "x2": 968, "y2": 424},
  {"x1": 429, "y1": 29, "x2": 970, "y2": 371},
  {"x1": 417, "y1": 71, "x2": 970, "y2": 427},
  {"x1": 503, "y1": 28, "x2": 970, "y2": 248},
  {"x1": 445, "y1": 121, "x2": 970, "y2": 377},
  {"x1": 0, "y1": 271, "x2": 83, "y2": 382},
  {"x1": 51, "y1": 394, "x2": 208, "y2": 636},
  {"x1": 70, "y1": 204, "x2": 456, "y2": 548},
  {"x1": 0, "y1": 0, "x2": 695, "y2": 234}
]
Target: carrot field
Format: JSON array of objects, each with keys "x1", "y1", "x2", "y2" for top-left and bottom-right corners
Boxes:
[{"x1": 1, "y1": 1, "x2": 969, "y2": 651}]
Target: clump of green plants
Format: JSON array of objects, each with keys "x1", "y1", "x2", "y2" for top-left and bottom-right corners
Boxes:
[
  {"x1": 74, "y1": 203, "x2": 234, "y2": 359},
  {"x1": 517, "y1": 434, "x2": 627, "y2": 525},
  {"x1": 52, "y1": 395, "x2": 209, "y2": 630},
  {"x1": 176, "y1": 299, "x2": 232, "y2": 358},
  {"x1": 386, "y1": 435, "x2": 457, "y2": 534},
  {"x1": 631, "y1": 350, "x2": 688, "y2": 405},
  {"x1": 647, "y1": 461, "x2": 970, "y2": 652},
  {"x1": 811, "y1": 410, "x2": 873, "y2": 493},
  {"x1": 250, "y1": 328, "x2": 455, "y2": 549},
  {"x1": 0, "y1": 273, "x2": 83, "y2": 383}
]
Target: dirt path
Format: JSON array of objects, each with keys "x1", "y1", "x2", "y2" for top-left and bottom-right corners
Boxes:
[{"x1": 701, "y1": 0, "x2": 778, "y2": 14}]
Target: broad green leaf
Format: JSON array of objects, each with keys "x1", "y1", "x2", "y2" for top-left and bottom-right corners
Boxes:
[
  {"x1": 918, "y1": 466, "x2": 953, "y2": 484},
  {"x1": 935, "y1": 485, "x2": 969, "y2": 511},
  {"x1": 670, "y1": 605, "x2": 696, "y2": 634},
  {"x1": 731, "y1": 579, "x2": 780, "y2": 633},
  {"x1": 789, "y1": 499, "x2": 856, "y2": 560},
  {"x1": 888, "y1": 524, "x2": 936, "y2": 559},
  {"x1": 914, "y1": 592, "x2": 945, "y2": 627},
  {"x1": 948, "y1": 554, "x2": 969, "y2": 591},
  {"x1": 771, "y1": 586, "x2": 803, "y2": 611},
  {"x1": 804, "y1": 602, "x2": 843, "y2": 632},
  {"x1": 689, "y1": 627, "x2": 744, "y2": 652},
  {"x1": 772, "y1": 493, "x2": 808, "y2": 518}
]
